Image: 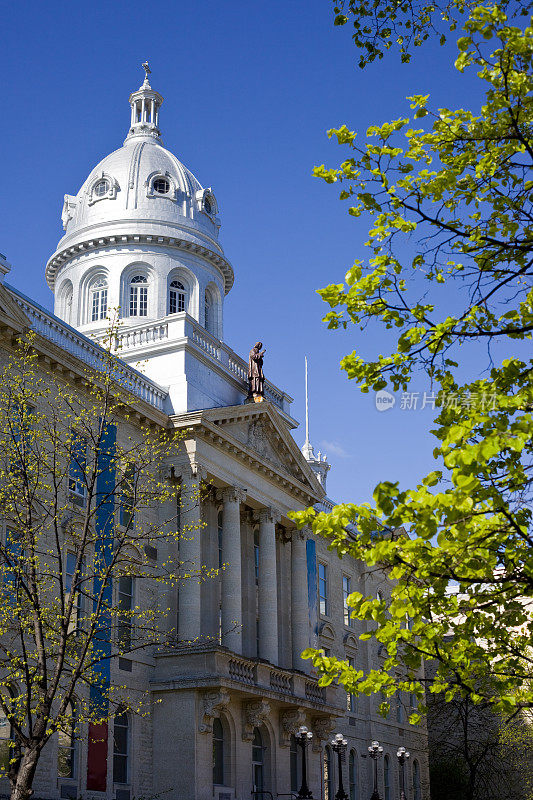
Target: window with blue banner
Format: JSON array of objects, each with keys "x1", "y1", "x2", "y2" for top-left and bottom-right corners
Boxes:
[
  {"x1": 68, "y1": 433, "x2": 87, "y2": 506},
  {"x1": 120, "y1": 464, "x2": 135, "y2": 528},
  {"x1": 3, "y1": 528, "x2": 24, "y2": 603}
]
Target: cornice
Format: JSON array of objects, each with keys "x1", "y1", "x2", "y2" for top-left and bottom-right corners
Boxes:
[
  {"x1": 169, "y1": 407, "x2": 324, "y2": 506},
  {"x1": 45, "y1": 229, "x2": 234, "y2": 295}
]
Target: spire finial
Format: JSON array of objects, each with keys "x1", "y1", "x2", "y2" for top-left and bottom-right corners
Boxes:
[
  {"x1": 305, "y1": 355, "x2": 310, "y2": 447},
  {"x1": 141, "y1": 61, "x2": 151, "y2": 87},
  {"x1": 126, "y1": 63, "x2": 163, "y2": 143}
]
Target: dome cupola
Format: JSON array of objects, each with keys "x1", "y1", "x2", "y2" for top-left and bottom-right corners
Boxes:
[
  {"x1": 126, "y1": 62, "x2": 163, "y2": 143},
  {"x1": 46, "y1": 65, "x2": 233, "y2": 342}
]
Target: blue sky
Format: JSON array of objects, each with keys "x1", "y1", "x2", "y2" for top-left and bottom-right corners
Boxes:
[{"x1": 0, "y1": 0, "x2": 485, "y2": 503}]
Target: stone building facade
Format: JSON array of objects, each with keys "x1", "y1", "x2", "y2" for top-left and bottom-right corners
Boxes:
[{"x1": 0, "y1": 67, "x2": 429, "y2": 800}]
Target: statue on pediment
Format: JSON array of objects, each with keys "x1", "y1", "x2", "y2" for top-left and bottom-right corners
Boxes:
[{"x1": 248, "y1": 341, "x2": 266, "y2": 401}]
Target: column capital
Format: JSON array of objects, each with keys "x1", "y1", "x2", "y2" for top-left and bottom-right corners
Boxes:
[
  {"x1": 177, "y1": 462, "x2": 207, "y2": 485},
  {"x1": 292, "y1": 526, "x2": 311, "y2": 542},
  {"x1": 217, "y1": 486, "x2": 247, "y2": 505},
  {"x1": 240, "y1": 507, "x2": 253, "y2": 525},
  {"x1": 256, "y1": 506, "x2": 281, "y2": 525}
]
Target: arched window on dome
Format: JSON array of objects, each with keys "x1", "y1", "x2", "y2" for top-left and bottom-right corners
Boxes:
[
  {"x1": 169, "y1": 280, "x2": 186, "y2": 315},
  {"x1": 58, "y1": 281, "x2": 74, "y2": 325},
  {"x1": 129, "y1": 275, "x2": 148, "y2": 317},
  {"x1": 204, "y1": 290, "x2": 212, "y2": 332},
  {"x1": 90, "y1": 278, "x2": 108, "y2": 322}
]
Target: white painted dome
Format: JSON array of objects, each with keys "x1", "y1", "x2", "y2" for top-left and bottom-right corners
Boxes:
[{"x1": 46, "y1": 67, "x2": 233, "y2": 295}]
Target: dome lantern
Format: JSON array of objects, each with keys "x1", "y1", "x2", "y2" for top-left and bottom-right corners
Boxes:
[{"x1": 126, "y1": 62, "x2": 163, "y2": 143}]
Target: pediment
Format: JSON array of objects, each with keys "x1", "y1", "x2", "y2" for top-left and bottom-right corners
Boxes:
[
  {"x1": 201, "y1": 402, "x2": 325, "y2": 500},
  {"x1": 0, "y1": 285, "x2": 31, "y2": 330}
]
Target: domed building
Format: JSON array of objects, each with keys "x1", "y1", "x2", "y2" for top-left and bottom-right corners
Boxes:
[{"x1": 0, "y1": 67, "x2": 430, "y2": 800}]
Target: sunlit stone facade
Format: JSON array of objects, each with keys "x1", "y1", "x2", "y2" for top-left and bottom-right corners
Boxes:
[{"x1": 0, "y1": 67, "x2": 429, "y2": 800}]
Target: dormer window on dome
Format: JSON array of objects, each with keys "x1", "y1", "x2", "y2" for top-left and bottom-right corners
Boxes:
[
  {"x1": 146, "y1": 171, "x2": 176, "y2": 201},
  {"x1": 94, "y1": 179, "x2": 110, "y2": 197},
  {"x1": 153, "y1": 177, "x2": 170, "y2": 195},
  {"x1": 195, "y1": 188, "x2": 218, "y2": 219},
  {"x1": 87, "y1": 173, "x2": 118, "y2": 206}
]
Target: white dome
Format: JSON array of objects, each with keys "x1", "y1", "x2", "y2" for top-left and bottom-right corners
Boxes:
[{"x1": 46, "y1": 70, "x2": 233, "y2": 294}]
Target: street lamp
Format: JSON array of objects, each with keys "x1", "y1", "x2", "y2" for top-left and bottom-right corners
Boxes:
[
  {"x1": 396, "y1": 746, "x2": 410, "y2": 800},
  {"x1": 295, "y1": 725, "x2": 313, "y2": 800},
  {"x1": 331, "y1": 733, "x2": 349, "y2": 800},
  {"x1": 367, "y1": 740, "x2": 383, "y2": 800}
]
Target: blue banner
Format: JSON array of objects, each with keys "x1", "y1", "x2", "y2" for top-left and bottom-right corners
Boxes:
[{"x1": 306, "y1": 538, "x2": 318, "y2": 649}]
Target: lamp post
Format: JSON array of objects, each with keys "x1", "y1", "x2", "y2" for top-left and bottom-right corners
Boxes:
[
  {"x1": 331, "y1": 733, "x2": 349, "y2": 800},
  {"x1": 295, "y1": 725, "x2": 313, "y2": 800},
  {"x1": 367, "y1": 740, "x2": 383, "y2": 800},
  {"x1": 396, "y1": 747, "x2": 410, "y2": 800}
]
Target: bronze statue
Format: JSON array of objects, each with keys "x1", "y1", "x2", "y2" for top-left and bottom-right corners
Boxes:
[{"x1": 248, "y1": 342, "x2": 266, "y2": 401}]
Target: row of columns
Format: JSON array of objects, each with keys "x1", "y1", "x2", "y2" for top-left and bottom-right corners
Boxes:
[{"x1": 176, "y1": 470, "x2": 311, "y2": 671}]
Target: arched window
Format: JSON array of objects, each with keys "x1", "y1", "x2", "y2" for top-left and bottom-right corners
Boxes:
[
  {"x1": 58, "y1": 281, "x2": 74, "y2": 325},
  {"x1": 252, "y1": 727, "x2": 264, "y2": 794},
  {"x1": 129, "y1": 275, "x2": 148, "y2": 317},
  {"x1": 413, "y1": 759, "x2": 421, "y2": 800},
  {"x1": 90, "y1": 278, "x2": 108, "y2": 322},
  {"x1": 324, "y1": 745, "x2": 333, "y2": 800},
  {"x1": 113, "y1": 708, "x2": 130, "y2": 784},
  {"x1": 213, "y1": 717, "x2": 224, "y2": 786},
  {"x1": 349, "y1": 750, "x2": 358, "y2": 800},
  {"x1": 58, "y1": 701, "x2": 76, "y2": 778},
  {"x1": 384, "y1": 755, "x2": 391, "y2": 800},
  {"x1": 204, "y1": 290, "x2": 211, "y2": 332},
  {"x1": 169, "y1": 280, "x2": 186, "y2": 314}
]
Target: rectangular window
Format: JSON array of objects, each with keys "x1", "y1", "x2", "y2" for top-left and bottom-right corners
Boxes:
[
  {"x1": 318, "y1": 563, "x2": 328, "y2": 616},
  {"x1": 139, "y1": 287, "x2": 148, "y2": 317},
  {"x1": 120, "y1": 464, "x2": 135, "y2": 528},
  {"x1": 3, "y1": 528, "x2": 24, "y2": 601},
  {"x1": 129, "y1": 287, "x2": 137, "y2": 317},
  {"x1": 91, "y1": 292, "x2": 99, "y2": 322},
  {"x1": 65, "y1": 552, "x2": 84, "y2": 632},
  {"x1": 118, "y1": 576, "x2": 134, "y2": 652},
  {"x1": 343, "y1": 575, "x2": 353, "y2": 627},
  {"x1": 100, "y1": 289, "x2": 108, "y2": 318},
  {"x1": 346, "y1": 656, "x2": 356, "y2": 713},
  {"x1": 217, "y1": 511, "x2": 223, "y2": 569},
  {"x1": 396, "y1": 691, "x2": 404, "y2": 723},
  {"x1": 254, "y1": 529, "x2": 259, "y2": 585},
  {"x1": 68, "y1": 433, "x2": 87, "y2": 506}
]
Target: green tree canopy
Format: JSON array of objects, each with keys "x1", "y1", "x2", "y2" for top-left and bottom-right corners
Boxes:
[{"x1": 292, "y1": 2, "x2": 533, "y2": 717}]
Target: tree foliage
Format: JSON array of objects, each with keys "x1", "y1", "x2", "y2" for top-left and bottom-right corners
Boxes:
[
  {"x1": 0, "y1": 328, "x2": 209, "y2": 800},
  {"x1": 332, "y1": 0, "x2": 529, "y2": 67},
  {"x1": 292, "y1": 3, "x2": 533, "y2": 716}
]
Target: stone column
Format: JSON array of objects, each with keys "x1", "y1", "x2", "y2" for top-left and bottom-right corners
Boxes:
[
  {"x1": 178, "y1": 467, "x2": 203, "y2": 641},
  {"x1": 291, "y1": 528, "x2": 311, "y2": 673},
  {"x1": 257, "y1": 507, "x2": 280, "y2": 664},
  {"x1": 220, "y1": 487, "x2": 246, "y2": 654}
]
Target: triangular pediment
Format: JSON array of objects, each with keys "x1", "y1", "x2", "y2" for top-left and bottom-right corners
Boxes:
[
  {"x1": 200, "y1": 402, "x2": 325, "y2": 500},
  {"x1": 0, "y1": 285, "x2": 31, "y2": 330}
]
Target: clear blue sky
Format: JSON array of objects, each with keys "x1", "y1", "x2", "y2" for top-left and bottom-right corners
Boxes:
[{"x1": 0, "y1": 0, "x2": 483, "y2": 503}]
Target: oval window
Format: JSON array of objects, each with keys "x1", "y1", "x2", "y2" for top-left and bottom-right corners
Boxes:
[
  {"x1": 153, "y1": 177, "x2": 170, "y2": 195},
  {"x1": 204, "y1": 196, "x2": 212, "y2": 214},
  {"x1": 94, "y1": 179, "x2": 110, "y2": 197}
]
